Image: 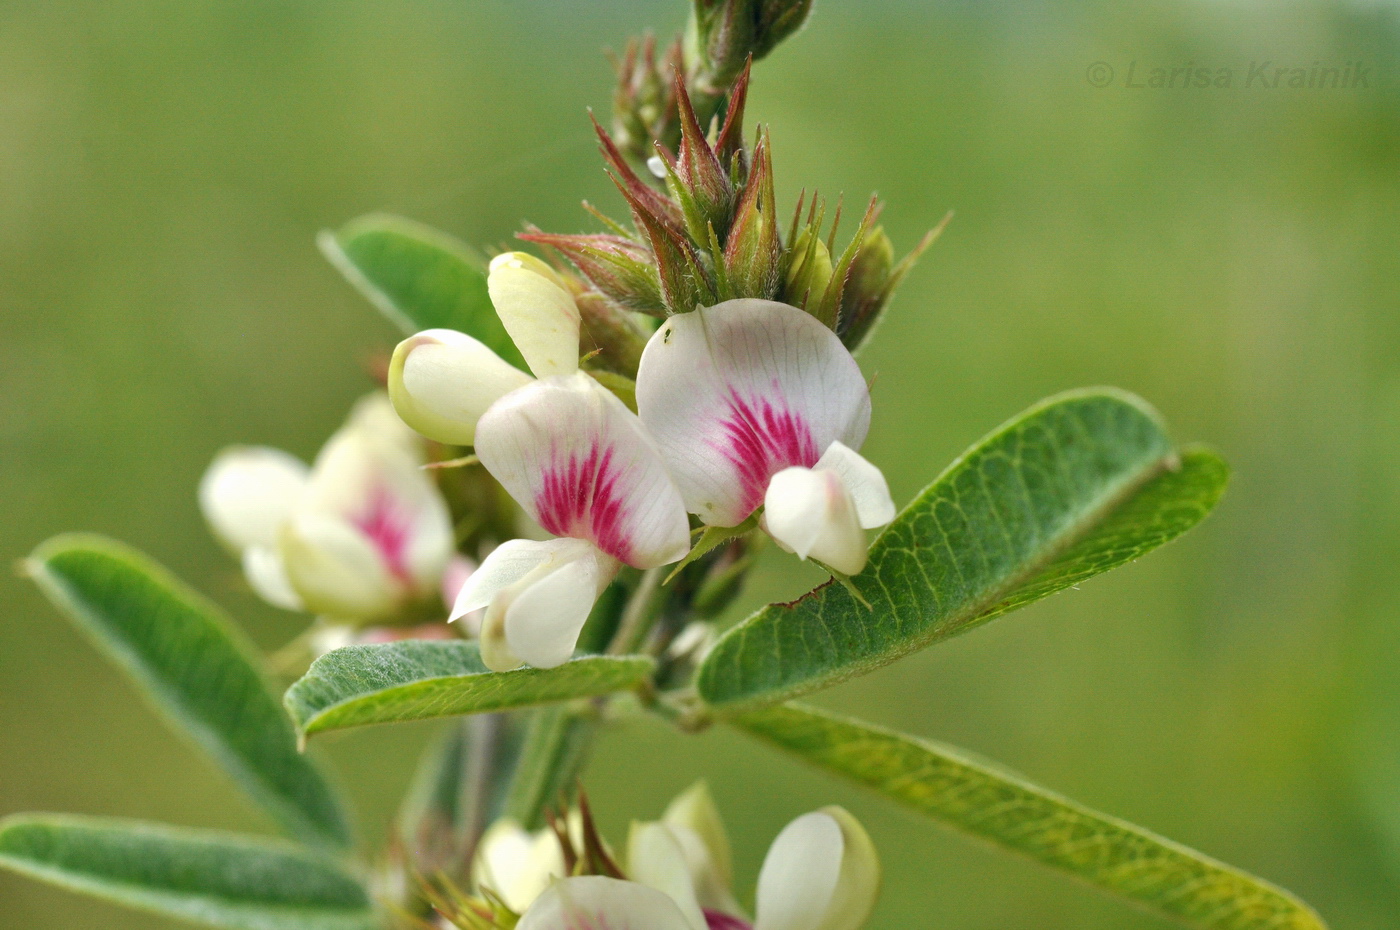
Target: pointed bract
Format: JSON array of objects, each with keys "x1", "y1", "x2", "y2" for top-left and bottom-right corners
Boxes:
[
  {"x1": 722, "y1": 128, "x2": 781, "y2": 300},
  {"x1": 519, "y1": 232, "x2": 666, "y2": 315}
]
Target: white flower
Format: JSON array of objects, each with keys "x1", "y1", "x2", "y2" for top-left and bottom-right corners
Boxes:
[
  {"x1": 199, "y1": 393, "x2": 454, "y2": 622},
  {"x1": 635, "y1": 299, "x2": 895, "y2": 576},
  {"x1": 471, "y1": 817, "x2": 569, "y2": 914},
  {"x1": 387, "y1": 251, "x2": 582, "y2": 445},
  {"x1": 517, "y1": 784, "x2": 880, "y2": 930},
  {"x1": 387, "y1": 253, "x2": 689, "y2": 670},
  {"x1": 450, "y1": 373, "x2": 690, "y2": 671}
]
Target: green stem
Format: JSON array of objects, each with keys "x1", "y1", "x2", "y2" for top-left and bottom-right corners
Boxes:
[
  {"x1": 607, "y1": 566, "x2": 667, "y2": 656},
  {"x1": 501, "y1": 704, "x2": 598, "y2": 830}
]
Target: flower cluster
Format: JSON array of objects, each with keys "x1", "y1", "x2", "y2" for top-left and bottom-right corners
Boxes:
[
  {"x1": 447, "y1": 783, "x2": 879, "y2": 930},
  {"x1": 199, "y1": 393, "x2": 456, "y2": 625},
  {"x1": 391, "y1": 258, "x2": 896, "y2": 671}
]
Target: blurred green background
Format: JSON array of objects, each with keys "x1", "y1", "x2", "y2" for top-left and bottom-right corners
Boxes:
[{"x1": 2, "y1": 0, "x2": 1399, "y2": 926}]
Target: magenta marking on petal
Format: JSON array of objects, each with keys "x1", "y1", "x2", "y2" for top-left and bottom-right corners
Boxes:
[
  {"x1": 703, "y1": 910, "x2": 753, "y2": 930},
  {"x1": 537, "y1": 441, "x2": 634, "y2": 563},
  {"x1": 353, "y1": 484, "x2": 414, "y2": 586},
  {"x1": 712, "y1": 388, "x2": 819, "y2": 517}
]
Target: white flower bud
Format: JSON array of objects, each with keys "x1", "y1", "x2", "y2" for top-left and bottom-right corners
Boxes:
[
  {"x1": 388, "y1": 328, "x2": 532, "y2": 446},
  {"x1": 755, "y1": 807, "x2": 880, "y2": 930}
]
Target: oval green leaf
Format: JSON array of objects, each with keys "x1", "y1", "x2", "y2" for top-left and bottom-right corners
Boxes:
[
  {"x1": 697, "y1": 389, "x2": 1230, "y2": 712},
  {"x1": 0, "y1": 815, "x2": 377, "y2": 930},
  {"x1": 735, "y1": 703, "x2": 1326, "y2": 930},
  {"x1": 318, "y1": 213, "x2": 528, "y2": 369},
  {"x1": 284, "y1": 640, "x2": 654, "y2": 737},
  {"x1": 24, "y1": 535, "x2": 352, "y2": 850}
]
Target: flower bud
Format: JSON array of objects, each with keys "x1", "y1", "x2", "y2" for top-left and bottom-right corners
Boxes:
[
  {"x1": 836, "y1": 226, "x2": 894, "y2": 344},
  {"x1": 487, "y1": 252, "x2": 583, "y2": 378},
  {"x1": 665, "y1": 76, "x2": 736, "y2": 243},
  {"x1": 661, "y1": 781, "x2": 739, "y2": 914},
  {"x1": 611, "y1": 34, "x2": 684, "y2": 163},
  {"x1": 783, "y1": 226, "x2": 835, "y2": 312},
  {"x1": 388, "y1": 328, "x2": 533, "y2": 446},
  {"x1": 473, "y1": 818, "x2": 567, "y2": 914},
  {"x1": 722, "y1": 128, "x2": 781, "y2": 300},
  {"x1": 687, "y1": 0, "x2": 814, "y2": 91},
  {"x1": 754, "y1": 806, "x2": 880, "y2": 930},
  {"x1": 517, "y1": 232, "x2": 665, "y2": 316}
]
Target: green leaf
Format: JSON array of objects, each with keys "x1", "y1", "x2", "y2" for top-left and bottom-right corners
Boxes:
[
  {"x1": 24, "y1": 535, "x2": 352, "y2": 850},
  {"x1": 697, "y1": 389, "x2": 1229, "y2": 712},
  {"x1": 284, "y1": 640, "x2": 654, "y2": 737},
  {"x1": 735, "y1": 703, "x2": 1326, "y2": 930},
  {"x1": 318, "y1": 213, "x2": 528, "y2": 369},
  {"x1": 0, "y1": 815, "x2": 377, "y2": 930}
]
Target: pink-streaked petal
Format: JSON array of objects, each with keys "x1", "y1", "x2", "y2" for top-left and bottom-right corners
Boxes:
[
  {"x1": 303, "y1": 393, "x2": 453, "y2": 596},
  {"x1": 813, "y1": 441, "x2": 895, "y2": 530},
  {"x1": 518, "y1": 876, "x2": 696, "y2": 930},
  {"x1": 763, "y1": 467, "x2": 868, "y2": 576},
  {"x1": 475, "y1": 373, "x2": 691, "y2": 569},
  {"x1": 636, "y1": 300, "x2": 871, "y2": 527},
  {"x1": 705, "y1": 912, "x2": 753, "y2": 930}
]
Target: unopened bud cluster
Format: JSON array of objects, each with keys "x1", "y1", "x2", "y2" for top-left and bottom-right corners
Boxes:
[{"x1": 530, "y1": 64, "x2": 935, "y2": 366}]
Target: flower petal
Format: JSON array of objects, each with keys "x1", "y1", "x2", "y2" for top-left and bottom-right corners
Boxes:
[
  {"x1": 450, "y1": 538, "x2": 579, "y2": 619},
  {"x1": 808, "y1": 807, "x2": 880, "y2": 930},
  {"x1": 475, "y1": 373, "x2": 691, "y2": 568},
  {"x1": 389, "y1": 328, "x2": 534, "y2": 446},
  {"x1": 488, "y1": 252, "x2": 581, "y2": 379},
  {"x1": 303, "y1": 393, "x2": 454, "y2": 596},
  {"x1": 199, "y1": 446, "x2": 309, "y2": 552},
  {"x1": 663, "y1": 783, "x2": 739, "y2": 915},
  {"x1": 763, "y1": 467, "x2": 868, "y2": 576},
  {"x1": 753, "y1": 812, "x2": 843, "y2": 930},
  {"x1": 627, "y1": 822, "x2": 709, "y2": 930},
  {"x1": 813, "y1": 441, "x2": 895, "y2": 530},
  {"x1": 519, "y1": 876, "x2": 695, "y2": 930},
  {"x1": 503, "y1": 544, "x2": 619, "y2": 670},
  {"x1": 457, "y1": 538, "x2": 617, "y2": 671},
  {"x1": 636, "y1": 299, "x2": 872, "y2": 527},
  {"x1": 241, "y1": 545, "x2": 303, "y2": 611},
  {"x1": 279, "y1": 512, "x2": 398, "y2": 621},
  {"x1": 474, "y1": 818, "x2": 567, "y2": 914}
]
